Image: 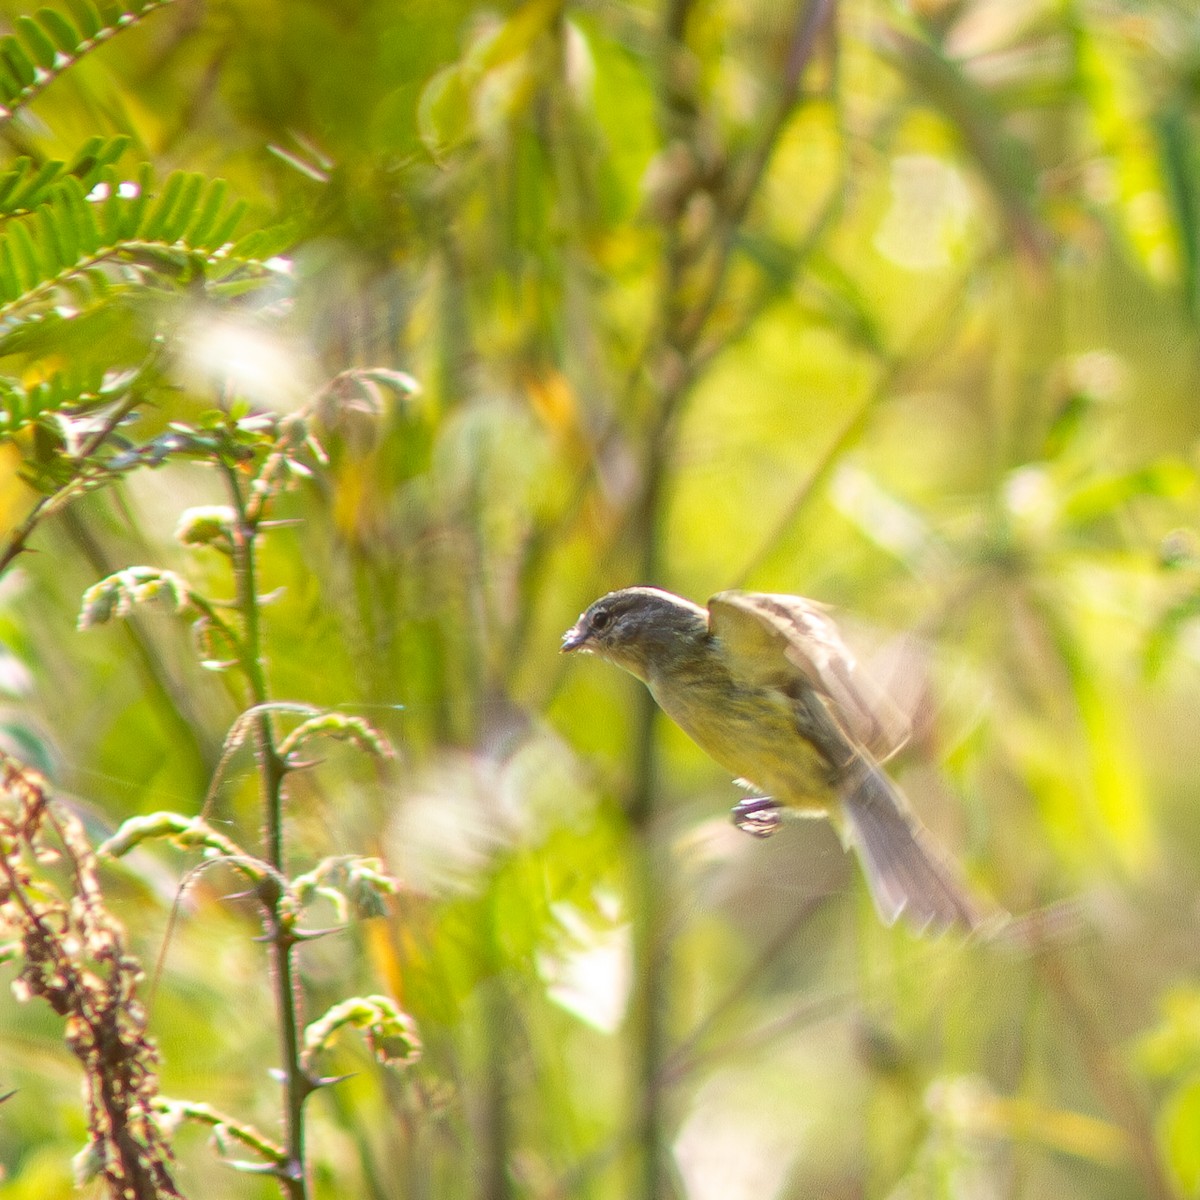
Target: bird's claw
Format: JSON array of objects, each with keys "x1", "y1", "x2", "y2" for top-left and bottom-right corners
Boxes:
[{"x1": 731, "y1": 795, "x2": 783, "y2": 838}]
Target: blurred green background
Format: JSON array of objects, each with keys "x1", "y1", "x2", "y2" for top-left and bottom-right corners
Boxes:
[{"x1": 2, "y1": 0, "x2": 1200, "y2": 1197}]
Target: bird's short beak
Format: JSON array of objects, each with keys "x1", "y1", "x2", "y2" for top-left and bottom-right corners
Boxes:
[{"x1": 561, "y1": 623, "x2": 589, "y2": 653}]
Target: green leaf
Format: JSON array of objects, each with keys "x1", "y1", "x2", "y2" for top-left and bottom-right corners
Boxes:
[
  {"x1": 1145, "y1": 590, "x2": 1200, "y2": 679},
  {"x1": 7, "y1": 158, "x2": 63, "y2": 212},
  {"x1": 1156, "y1": 104, "x2": 1200, "y2": 321},
  {"x1": 64, "y1": 0, "x2": 101, "y2": 39},
  {"x1": 97, "y1": 164, "x2": 120, "y2": 239},
  {"x1": 417, "y1": 64, "x2": 472, "y2": 159},
  {"x1": 36, "y1": 203, "x2": 70, "y2": 273},
  {"x1": 302, "y1": 996, "x2": 421, "y2": 1069},
  {"x1": 357, "y1": 368, "x2": 421, "y2": 395},
  {"x1": 0, "y1": 240, "x2": 20, "y2": 300},
  {"x1": 205, "y1": 196, "x2": 246, "y2": 248},
  {"x1": 66, "y1": 134, "x2": 129, "y2": 185},
  {"x1": 0, "y1": 159, "x2": 29, "y2": 208},
  {"x1": 291, "y1": 856, "x2": 400, "y2": 920},
  {"x1": 228, "y1": 222, "x2": 297, "y2": 263},
  {"x1": 37, "y1": 7, "x2": 82, "y2": 56},
  {"x1": 140, "y1": 169, "x2": 184, "y2": 242},
  {"x1": 16, "y1": 14, "x2": 59, "y2": 70},
  {"x1": 59, "y1": 175, "x2": 101, "y2": 254},
  {"x1": 0, "y1": 36, "x2": 36, "y2": 90},
  {"x1": 78, "y1": 566, "x2": 192, "y2": 630},
  {"x1": 162, "y1": 171, "x2": 201, "y2": 242},
  {"x1": 95, "y1": 0, "x2": 125, "y2": 27},
  {"x1": 1162, "y1": 1076, "x2": 1200, "y2": 1194},
  {"x1": 184, "y1": 177, "x2": 226, "y2": 246},
  {"x1": 118, "y1": 160, "x2": 153, "y2": 238},
  {"x1": 9, "y1": 219, "x2": 41, "y2": 291},
  {"x1": 0, "y1": 59, "x2": 21, "y2": 101},
  {"x1": 207, "y1": 273, "x2": 270, "y2": 299}
]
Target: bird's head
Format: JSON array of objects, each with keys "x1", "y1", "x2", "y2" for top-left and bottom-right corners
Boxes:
[{"x1": 561, "y1": 587, "x2": 709, "y2": 681}]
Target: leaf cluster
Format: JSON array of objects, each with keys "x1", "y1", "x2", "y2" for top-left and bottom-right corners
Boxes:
[{"x1": 0, "y1": 0, "x2": 176, "y2": 122}]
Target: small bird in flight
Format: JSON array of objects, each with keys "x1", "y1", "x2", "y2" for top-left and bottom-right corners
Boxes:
[{"x1": 562, "y1": 586, "x2": 981, "y2": 932}]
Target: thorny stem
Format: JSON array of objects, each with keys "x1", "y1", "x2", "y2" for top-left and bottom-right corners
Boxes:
[{"x1": 222, "y1": 454, "x2": 311, "y2": 1200}]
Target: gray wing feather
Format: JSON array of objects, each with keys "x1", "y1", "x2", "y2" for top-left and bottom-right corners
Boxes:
[{"x1": 707, "y1": 590, "x2": 909, "y2": 760}]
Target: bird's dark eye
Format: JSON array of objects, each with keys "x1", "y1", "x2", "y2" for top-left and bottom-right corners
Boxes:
[{"x1": 591, "y1": 608, "x2": 612, "y2": 631}]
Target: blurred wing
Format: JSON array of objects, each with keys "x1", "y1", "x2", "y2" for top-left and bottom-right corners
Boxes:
[{"x1": 707, "y1": 590, "x2": 909, "y2": 760}]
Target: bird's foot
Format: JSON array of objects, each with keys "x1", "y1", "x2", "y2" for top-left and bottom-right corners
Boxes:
[{"x1": 731, "y1": 795, "x2": 783, "y2": 839}]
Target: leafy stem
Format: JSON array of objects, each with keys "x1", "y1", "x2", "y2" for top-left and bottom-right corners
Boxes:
[
  {"x1": 154, "y1": 1098, "x2": 287, "y2": 1169},
  {"x1": 220, "y1": 448, "x2": 310, "y2": 1200}
]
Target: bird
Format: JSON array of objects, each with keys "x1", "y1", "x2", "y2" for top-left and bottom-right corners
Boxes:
[{"x1": 561, "y1": 586, "x2": 981, "y2": 932}]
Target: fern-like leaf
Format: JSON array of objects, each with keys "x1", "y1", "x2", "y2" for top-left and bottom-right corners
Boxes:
[
  {"x1": 0, "y1": 0, "x2": 178, "y2": 124},
  {"x1": 0, "y1": 165, "x2": 292, "y2": 321},
  {"x1": 0, "y1": 359, "x2": 117, "y2": 438},
  {"x1": 0, "y1": 137, "x2": 129, "y2": 219},
  {"x1": 0, "y1": 378, "x2": 49, "y2": 437}
]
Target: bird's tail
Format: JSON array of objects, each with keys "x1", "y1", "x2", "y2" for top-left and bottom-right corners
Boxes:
[{"x1": 840, "y1": 759, "x2": 979, "y2": 932}]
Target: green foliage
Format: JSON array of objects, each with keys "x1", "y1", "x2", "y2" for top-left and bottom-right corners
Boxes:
[
  {"x1": 0, "y1": 136, "x2": 127, "y2": 216},
  {"x1": 0, "y1": 0, "x2": 176, "y2": 122},
  {"x1": 0, "y1": 359, "x2": 107, "y2": 437},
  {"x1": 0, "y1": 162, "x2": 255, "y2": 317},
  {"x1": 2, "y1": 1, "x2": 1200, "y2": 1198},
  {"x1": 302, "y1": 995, "x2": 421, "y2": 1069}
]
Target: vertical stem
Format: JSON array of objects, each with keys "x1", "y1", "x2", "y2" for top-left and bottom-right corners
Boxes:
[
  {"x1": 620, "y1": 4, "x2": 833, "y2": 1195},
  {"x1": 627, "y1": 406, "x2": 679, "y2": 1200},
  {"x1": 479, "y1": 977, "x2": 514, "y2": 1200},
  {"x1": 628, "y1": 685, "x2": 674, "y2": 1200},
  {"x1": 236, "y1": 521, "x2": 285, "y2": 870},
  {"x1": 224, "y1": 462, "x2": 310, "y2": 1200},
  {"x1": 620, "y1": 4, "x2": 697, "y2": 1194}
]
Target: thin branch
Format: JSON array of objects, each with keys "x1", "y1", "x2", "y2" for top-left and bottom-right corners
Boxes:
[
  {"x1": 673, "y1": 0, "x2": 836, "y2": 355},
  {"x1": 661, "y1": 893, "x2": 828, "y2": 1085},
  {"x1": 155, "y1": 1098, "x2": 287, "y2": 1166}
]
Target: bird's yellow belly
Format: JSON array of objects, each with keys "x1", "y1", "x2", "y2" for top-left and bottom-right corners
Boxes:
[{"x1": 649, "y1": 673, "x2": 834, "y2": 813}]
